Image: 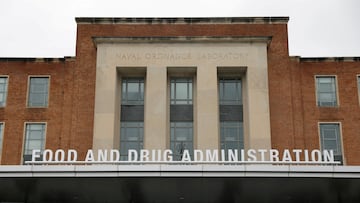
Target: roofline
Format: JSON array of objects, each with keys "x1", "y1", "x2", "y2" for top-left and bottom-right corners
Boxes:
[
  {"x1": 75, "y1": 17, "x2": 289, "y2": 24},
  {"x1": 0, "y1": 57, "x2": 75, "y2": 62},
  {"x1": 299, "y1": 57, "x2": 360, "y2": 62}
]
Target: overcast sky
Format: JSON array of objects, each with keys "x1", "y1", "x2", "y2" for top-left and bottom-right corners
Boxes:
[{"x1": 0, "y1": 0, "x2": 359, "y2": 58}]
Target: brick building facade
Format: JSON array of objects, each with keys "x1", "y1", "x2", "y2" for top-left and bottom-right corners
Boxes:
[{"x1": 0, "y1": 17, "x2": 359, "y2": 165}]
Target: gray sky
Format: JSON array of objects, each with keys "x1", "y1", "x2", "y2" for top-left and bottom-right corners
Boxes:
[{"x1": 0, "y1": 0, "x2": 359, "y2": 58}]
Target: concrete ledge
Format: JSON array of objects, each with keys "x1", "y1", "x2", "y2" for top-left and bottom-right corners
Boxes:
[{"x1": 0, "y1": 164, "x2": 359, "y2": 178}]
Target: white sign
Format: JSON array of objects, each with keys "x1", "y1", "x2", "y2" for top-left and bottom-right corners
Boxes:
[{"x1": 27, "y1": 148, "x2": 340, "y2": 165}]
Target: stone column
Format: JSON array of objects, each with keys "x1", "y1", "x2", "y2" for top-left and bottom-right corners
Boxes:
[
  {"x1": 195, "y1": 65, "x2": 219, "y2": 150},
  {"x1": 144, "y1": 66, "x2": 168, "y2": 150}
]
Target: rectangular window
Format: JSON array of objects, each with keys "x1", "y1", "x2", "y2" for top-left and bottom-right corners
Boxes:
[
  {"x1": 316, "y1": 76, "x2": 337, "y2": 107},
  {"x1": 23, "y1": 123, "x2": 46, "y2": 162},
  {"x1": 120, "y1": 78, "x2": 144, "y2": 160},
  {"x1": 220, "y1": 121, "x2": 244, "y2": 152},
  {"x1": 0, "y1": 77, "x2": 8, "y2": 107},
  {"x1": 319, "y1": 123, "x2": 343, "y2": 163},
  {"x1": 219, "y1": 78, "x2": 244, "y2": 157},
  {"x1": 28, "y1": 77, "x2": 49, "y2": 107},
  {"x1": 0, "y1": 123, "x2": 4, "y2": 161},
  {"x1": 120, "y1": 122, "x2": 143, "y2": 160},
  {"x1": 122, "y1": 78, "x2": 144, "y2": 105},
  {"x1": 170, "y1": 78, "x2": 192, "y2": 105},
  {"x1": 219, "y1": 78, "x2": 242, "y2": 105},
  {"x1": 170, "y1": 77, "x2": 194, "y2": 160},
  {"x1": 170, "y1": 122, "x2": 193, "y2": 161}
]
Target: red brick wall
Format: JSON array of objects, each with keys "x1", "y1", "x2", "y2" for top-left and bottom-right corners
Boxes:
[
  {"x1": 0, "y1": 59, "x2": 75, "y2": 164},
  {"x1": 298, "y1": 60, "x2": 360, "y2": 165}
]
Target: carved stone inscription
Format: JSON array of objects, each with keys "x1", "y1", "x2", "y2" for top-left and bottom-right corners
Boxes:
[{"x1": 117, "y1": 52, "x2": 249, "y2": 61}]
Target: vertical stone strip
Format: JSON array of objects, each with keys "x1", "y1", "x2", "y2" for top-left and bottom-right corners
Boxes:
[{"x1": 144, "y1": 66, "x2": 167, "y2": 150}]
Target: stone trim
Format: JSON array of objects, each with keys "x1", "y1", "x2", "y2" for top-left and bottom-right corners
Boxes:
[{"x1": 76, "y1": 17, "x2": 289, "y2": 24}]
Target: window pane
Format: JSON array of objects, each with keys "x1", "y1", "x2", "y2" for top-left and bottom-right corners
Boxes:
[
  {"x1": 225, "y1": 142, "x2": 238, "y2": 150},
  {"x1": 220, "y1": 121, "x2": 244, "y2": 151},
  {"x1": 122, "y1": 81, "x2": 127, "y2": 100},
  {"x1": 323, "y1": 129, "x2": 336, "y2": 139},
  {"x1": 120, "y1": 122, "x2": 144, "y2": 160},
  {"x1": 224, "y1": 128, "x2": 237, "y2": 141},
  {"x1": 28, "y1": 77, "x2": 49, "y2": 107},
  {"x1": 318, "y1": 77, "x2": 333, "y2": 84},
  {"x1": 126, "y1": 142, "x2": 141, "y2": 151},
  {"x1": 223, "y1": 82, "x2": 237, "y2": 100},
  {"x1": 0, "y1": 77, "x2": 8, "y2": 106},
  {"x1": 0, "y1": 84, "x2": 5, "y2": 91},
  {"x1": 29, "y1": 124, "x2": 44, "y2": 130},
  {"x1": 189, "y1": 82, "x2": 192, "y2": 100},
  {"x1": 320, "y1": 123, "x2": 342, "y2": 156},
  {"x1": 170, "y1": 122, "x2": 193, "y2": 160},
  {"x1": 219, "y1": 79, "x2": 242, "y2": 105},
  {"x1": 29, "y1": 131, "x2": 44, "y2": 140},
  {"x1": 140, "y1": 82, "x2": 144, "y2": 100},
  {"x1": 318, "y1": 83, "x2": 335, "y2": 92},
  {"x1": 171, "y1": 82, "x2": 175, "y2": 100},
  {"x1": 28, "y1": 140, "x2": 42, "y2": 150},
  {"x1": 121, "y1": 78, "x2": 144, "y2": 104},
  {"x1": 324, "y1": 140, "x2": 338, "y2": 153},
  {"x1": 319, "y1": 93, "x2": 335, "y2": 101},
  {"x1": 170, "y1": 78, "x2": 192, "y2": 104},
  {"x1": 316, "y1": 76, "x2": 337, "y2": 107},
  {"x1": 127, "y1": 83, "x2": 139, "y2": 100},
  {"x1": 175, "y1": 83, "x2": 188, "y2": 100},
  {"x1": 175, "y1": 128, "x2": 190, "y2": 141},
  {"x1": 24, "y1": 123, "x2": 46, "y2": 156}
]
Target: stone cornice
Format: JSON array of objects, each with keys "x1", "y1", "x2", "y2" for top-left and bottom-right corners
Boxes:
[{"x1": 76, "y1": 17, "x2": 289, "y2": 24}]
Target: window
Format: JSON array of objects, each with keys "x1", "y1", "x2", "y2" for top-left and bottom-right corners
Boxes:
[
  {"x1": 0, "y1": 123, "x2": 4, "y2": 160},
  {"x1": 0, "y1": 77, "x2": 8, "y2": 107},
  {"x1": 358, "y1": 76, "x2": 360, "y2": 104},
  {"x1": 170, "y1": 77, "x2": 194, "y2": 160},
  {"x1": 23, "y1": 123, "x2": 46, "y2": 162},
  {"x1": 219, "y1": 78, "x2": 244, "y2": 156},
  {"x1": 219, "y1": 78, "x2": 242, "y2": 105},
  {"x1": 122, "y1": 78, "x2": 144, "y2": 105},
  {"x1": 316, "y1": 76, "x2": 337, "y2": 107},
  {"x1": 120, "y1": 78, "x2": 144, "y2": 160},
  {"x1": 170, "y1": 122, "x2": 193, "y2": 160},
  {"x1": 220, "y1": 121, "x2": 244, "y2": 154},
  {"x1": 28, "y1": 77, "x2": 49, "y2": 107},
  {"x1": 319, "y1": 123, "x2": 343, "y2": 163},
  {"x1": 120, "y1": 122, "x2": 143, "y2": 160},
  {"x1": 170, "y1": 78, "x2": 192, "y2": 105}
]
